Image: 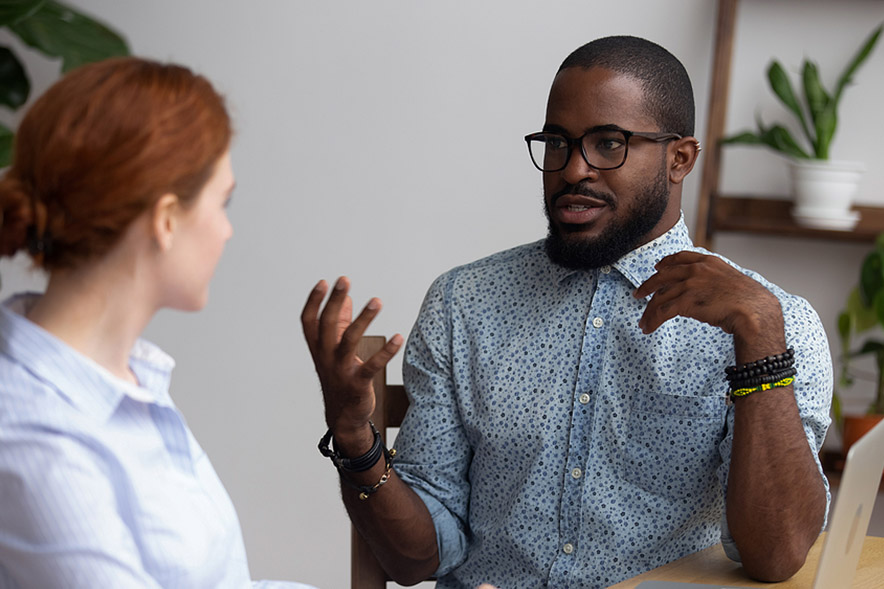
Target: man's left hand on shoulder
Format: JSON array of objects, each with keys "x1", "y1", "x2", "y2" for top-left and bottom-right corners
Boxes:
[{"x1": 633, "y1": 251, "x2": 783, "y2": 342}]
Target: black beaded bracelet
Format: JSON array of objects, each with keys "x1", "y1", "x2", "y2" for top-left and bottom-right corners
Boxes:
[
  {"x1": 318, "y1": 421, "x2": 385, "y2": 473},
  {"x1": 725, "y1": 348, "x2": 795, "y2": 384},
  {"x1": 728, "y1": 366, "x2": 797, "y2": 391}
]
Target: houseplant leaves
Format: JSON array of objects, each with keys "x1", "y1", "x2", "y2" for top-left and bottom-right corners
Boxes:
[
  {"x1": 0, "y1": 46, "x2": 29, "y2": 109},
  {"x1": 0, "y1": 1, "x2": 128, "y2": 168},
  {"x1": 8, "y1": 0, "x2": 128, "y2": 73},
  {"x1": 0, "y1": 0, "x2": 45, "y2": 27},
  {"x1": 722, "y1": 23, "x2": 882, "y2": 160}
]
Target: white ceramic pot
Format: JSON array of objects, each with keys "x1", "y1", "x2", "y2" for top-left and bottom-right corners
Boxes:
[{"x1": 790, "y1": 159, "x2": 865, "y2": 230}]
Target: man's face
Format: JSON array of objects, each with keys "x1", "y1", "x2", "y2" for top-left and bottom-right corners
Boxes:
[{"x1": 542, "y1": 66, "x2": 680, "y2": 270}]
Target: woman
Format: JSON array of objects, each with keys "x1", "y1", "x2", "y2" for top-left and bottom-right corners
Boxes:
[{"x1": 0, "y1": 57, "x2": 314, "y2": 589}]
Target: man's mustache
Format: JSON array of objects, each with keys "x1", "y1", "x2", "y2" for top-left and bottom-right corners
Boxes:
[{"x1": 550, "y1": 182, "x2": 616, "y2": 208}]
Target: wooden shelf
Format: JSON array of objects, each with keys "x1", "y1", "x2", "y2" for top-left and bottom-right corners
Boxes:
[
  {"x1": 694, "y1": 0, "x2": 884, "y2": 247},
  {"x1": 711, "y1": 196, "x2": 884, "y2": 242}
]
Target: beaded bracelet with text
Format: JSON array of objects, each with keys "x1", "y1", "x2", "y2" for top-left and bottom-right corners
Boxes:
[
  {"x1": 728, "y1": 366, "x2": 797, "y2": 392},
  {"x1": 731, "y1": 375, "x2": 796, "y2": 399}
]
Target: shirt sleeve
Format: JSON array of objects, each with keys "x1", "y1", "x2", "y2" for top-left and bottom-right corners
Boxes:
[
  {"x1": 0, "y1": 424, "x2": 164, "y2": 588},
  {"x1": 393, "y1": 273, "x2": 472, "y2": 577},
  {"x1": 717, "y1": 291, "x2": 833, "y2": 562}
]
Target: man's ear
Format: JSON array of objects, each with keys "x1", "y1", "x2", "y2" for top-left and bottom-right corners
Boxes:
[
  {"x1": 151, "y1": 193, "x2": 180, "y2": 252},
  {"x1": 668, "y1": 137, "x2": 701, "y2": 185}
]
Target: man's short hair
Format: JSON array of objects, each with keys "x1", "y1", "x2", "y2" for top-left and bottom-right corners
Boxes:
[{"x1": 558, "y1": 36, "x2": 695, "y2": 137}]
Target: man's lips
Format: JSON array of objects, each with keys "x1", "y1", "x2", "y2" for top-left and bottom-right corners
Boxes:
[{"x1": 553, "y1": 195, "x2": 609, "y2": 226}]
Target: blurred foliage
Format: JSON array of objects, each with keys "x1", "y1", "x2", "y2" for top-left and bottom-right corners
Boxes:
[{"x1": 0, "y1": 0, "x2": 129, "y2": 167}]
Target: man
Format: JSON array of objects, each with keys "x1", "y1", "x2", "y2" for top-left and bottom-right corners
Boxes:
[{"x1": 302, "y1": 36, "x2": 831, "y2": 589}]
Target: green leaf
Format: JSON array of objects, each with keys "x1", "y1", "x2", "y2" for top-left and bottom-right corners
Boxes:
[
  {"x1": 0, "y1": 0, "x2": 44, "y2": 27},
  {"x1": 846, "y1": 286, "x2": 879, "y2": 332},
  {"x1": 0, "y1": 46, "x2": 30, "y2": 108},
  {"x1": 838, "y1": 309, "x2": 852, "y2": 343},
  {"x1": 834, "y1": 23, "x2": 883, "y2": 104},
  {"x1": 8, "y1": 0, "x2": 129, "y2": 73},
  {"x1": 0, "y1": 123, "x2": 12, "y2": 168},
  {"x1": 874, "y1": 290, "x2": 884, "y2": 331},
  {"x1": 767, "y1": 60, "x2": 811, "y2": 142},
  {"x1": 854, "y1": 339, "x2": 884, "y2": 357},
  {"x1": 801, "y1": 61, "x2": 829, "y2": 154},
  {"x1": 813, "y1": 102, "x2": 837, "y2": 159},
  {"x1": 860, "y1": 250, "x2": 884, "y2": 306},
  {"x1": 761, "y1": 123, "x2": 811, "y2": 159},
  {"x1": 802, "y1": 61, "x2": 829, "y2": 121},
  {"x1": 832, "y1": 391, "x2": 844, "y2": 433},
  {"x1": 719, "y1": 131, "x2": 765, "y2": 145}
]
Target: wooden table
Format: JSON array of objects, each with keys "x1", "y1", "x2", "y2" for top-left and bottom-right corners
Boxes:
[{"x1": 608, "y1": 534, "x2": 884, "y2": 588}]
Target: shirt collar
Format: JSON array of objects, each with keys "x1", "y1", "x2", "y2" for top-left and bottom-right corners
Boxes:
[
  {"x1": 613, "y1": 214, "x2": 694, "y2": 288},
  {"x1": 0, "y1": 293, "x2": 176, "y2": 421},
  {"x1": 549, "y1": 213, "x2": 694, "y2": 287}
]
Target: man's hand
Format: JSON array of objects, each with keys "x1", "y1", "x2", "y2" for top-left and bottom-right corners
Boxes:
[
  {"x1": 301, "y1": 277, "x2": 403, "y2": 445},
  {"x1": 301, "y1": 277, "x2": 440, "y2": 584},
  {"x1": 636, "y1": 251, "x2": 826, "y2": 581},
  {"x1": 633, "y1": 251, "x2": 784, "y2": 358}
]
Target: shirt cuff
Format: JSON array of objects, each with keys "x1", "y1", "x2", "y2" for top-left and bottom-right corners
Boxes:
[{"x1": 406, "y1": 483, "x2": 469, "y2": 577}]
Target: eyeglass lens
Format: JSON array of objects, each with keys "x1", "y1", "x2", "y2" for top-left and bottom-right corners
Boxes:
[{"x1": 528, "y1": 130, "x2": 629, "y2": 172}]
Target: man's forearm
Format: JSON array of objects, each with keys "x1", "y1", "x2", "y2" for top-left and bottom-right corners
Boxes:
[
  {"x1": 334, "y1": 427, "x2": 440, "y2": 585},
  {"x1": 727, "y1": 385, "x2": 827, "y2": 582}
]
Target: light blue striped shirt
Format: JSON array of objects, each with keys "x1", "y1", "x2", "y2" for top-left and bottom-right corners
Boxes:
[{"x1": 0, "y1": 294, "x2": 316, "y2": 589}]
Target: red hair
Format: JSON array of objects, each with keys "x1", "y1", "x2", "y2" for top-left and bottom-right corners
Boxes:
[{"x1": 0, "y1": 57, "x2": 232, "y2": 270}]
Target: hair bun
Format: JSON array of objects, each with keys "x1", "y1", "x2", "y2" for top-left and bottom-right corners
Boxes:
[{"x1": 0, "y1": 174, "x2": 36, "y2": 258}]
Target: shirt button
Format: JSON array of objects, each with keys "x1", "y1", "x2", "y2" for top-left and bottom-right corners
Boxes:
[
  {"x1": 571, "y1": 467, "x2": 582, "y2": 479},
  {"x1": 592, "y1": 317, "x2": 604, "y2": 328},
  {"x1": 601, "y1": 265, "x2": 611, "y2": 274},
  {"x1": 563, "y1": 543, "x2": 574, "y2": 554},
  {"x1": 579, "y1": 393, "x2": 590, "y2": 404}
]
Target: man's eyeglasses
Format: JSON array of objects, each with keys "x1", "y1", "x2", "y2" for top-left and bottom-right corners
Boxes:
[{"x1": 524, "y1": 127, "x2": 682, "y2": 172}]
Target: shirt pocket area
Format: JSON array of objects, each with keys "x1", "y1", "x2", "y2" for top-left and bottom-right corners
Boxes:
[{"x1": 619, "y1": 390, "x2": 728, "y2": 500}]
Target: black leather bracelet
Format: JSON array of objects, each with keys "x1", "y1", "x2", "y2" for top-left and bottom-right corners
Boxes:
[
  {"x1": 318, "y1": 421, "x2": 385, "y2": 473},
  {"x1": 339, "y1": 445, "x2": 398, "y2": 500}
]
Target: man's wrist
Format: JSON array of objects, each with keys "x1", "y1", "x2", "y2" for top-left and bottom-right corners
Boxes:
[{"x1": 324, "y1": 421, "x2": 378, "y2": 459}]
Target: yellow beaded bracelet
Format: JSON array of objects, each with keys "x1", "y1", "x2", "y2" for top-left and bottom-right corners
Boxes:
[{"x1": 730, "y1": 376, "x2": 795, "y2": 399}]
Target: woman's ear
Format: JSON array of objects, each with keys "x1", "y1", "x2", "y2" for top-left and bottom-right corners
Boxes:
[
  {"x1": 151, "y1": 193, "x2": 180, "y2": 252},
  {"x1": 668, "y1": 137, "x2": 701, "y2": 185}
]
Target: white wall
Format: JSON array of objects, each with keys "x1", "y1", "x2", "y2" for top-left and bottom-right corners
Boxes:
[{"x1": 0, "y1": 1, "x2": 881, "y2": 587}]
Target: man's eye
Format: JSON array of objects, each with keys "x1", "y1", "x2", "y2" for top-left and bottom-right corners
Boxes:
[
  {"x1": 597, "y1": 137, "x2": 625, "y2": 151},
  {"x1": 546, "y1": 137, "x2": 567, "y2": 150}
]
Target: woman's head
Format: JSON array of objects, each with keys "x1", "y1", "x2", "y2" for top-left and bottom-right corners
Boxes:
[{"x1": 0, "y1": 57, "x2": 232, "y2": 271}]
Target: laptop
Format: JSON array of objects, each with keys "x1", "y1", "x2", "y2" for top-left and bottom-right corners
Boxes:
[{"x1": 635, "y1": 417, "x2": 884, "y2": 589}]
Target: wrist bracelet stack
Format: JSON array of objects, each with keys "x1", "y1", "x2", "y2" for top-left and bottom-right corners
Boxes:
[
  {"x1": 725, "y1": 348, "x2": 796, "y2": 400},
  {"x1": 318, "y1": 421, "x2": 396, "y2": 500}
]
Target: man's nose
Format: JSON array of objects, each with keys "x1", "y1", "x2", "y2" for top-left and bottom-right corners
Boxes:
[{"x1": 561, "y1": 146, "x2": 599, "y2": 185}]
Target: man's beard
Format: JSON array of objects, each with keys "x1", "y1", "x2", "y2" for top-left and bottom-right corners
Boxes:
[{"x1": 544, "y1": 163, "x2": 669, "y2": 270}]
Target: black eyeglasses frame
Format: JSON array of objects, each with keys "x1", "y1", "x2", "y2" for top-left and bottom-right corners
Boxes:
[{"x1": 524, "y1": 128, "x2": 683, "y2": 172}]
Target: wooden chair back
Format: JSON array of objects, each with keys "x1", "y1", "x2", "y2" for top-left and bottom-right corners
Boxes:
[{"x1": 351, "y1": 336, "x2": 410, "y2": 589}]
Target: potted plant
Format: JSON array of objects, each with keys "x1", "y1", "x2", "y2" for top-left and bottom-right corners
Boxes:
[
  {"x1": 836, "y1": 233, "x2": 884, "y2": 456},
  {"x1": 721, "y1": 23, "x2": 882, "y2": 231},
  {"x1": 1, "y1": 0, "x2": 129, "y2": 167}
]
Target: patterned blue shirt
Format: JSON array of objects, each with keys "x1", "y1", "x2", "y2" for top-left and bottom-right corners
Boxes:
[
  {"x1": 0, "y1": 294, "x2": 316, "y2": 589},
  {"x1": 394, "y1": 217, "x2": 832, "y2": 589}
]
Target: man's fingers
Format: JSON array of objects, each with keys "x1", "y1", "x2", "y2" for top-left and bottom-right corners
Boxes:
[
  {"x1": 301, "y1": 279, "x2": 329, "y2": 354},
  {"x1": 338, "y1": 298, "x2": 383, "y2": 359},
  {"x1": 317, "y1": 276, "x2": 352, "y2": 347},
  {"x1": 639, "y1": 282, "x2": 691, "y2": 333},
  {"x1": 358, "y1": 333, "x2": 405, "y2": 379}
]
